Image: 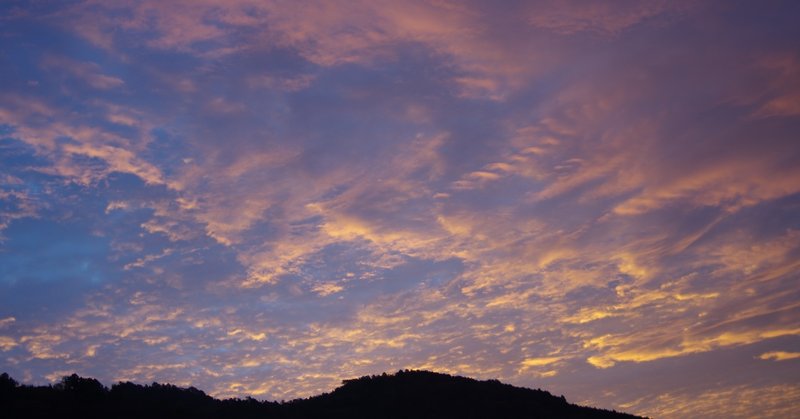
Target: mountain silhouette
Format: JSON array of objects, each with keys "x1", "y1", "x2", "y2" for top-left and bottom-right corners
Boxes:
[{"x1": 0, "y1": 370, "x2": 645, "y2": 418}]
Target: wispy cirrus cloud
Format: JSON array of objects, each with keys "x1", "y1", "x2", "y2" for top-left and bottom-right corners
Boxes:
[{"x1": 40, "y1": 55, "x2": 124, "y2": 90}]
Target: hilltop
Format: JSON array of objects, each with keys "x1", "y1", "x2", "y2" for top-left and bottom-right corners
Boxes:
[{"x1": 0, "y1": 369, "x2": 645, "y2": 418}]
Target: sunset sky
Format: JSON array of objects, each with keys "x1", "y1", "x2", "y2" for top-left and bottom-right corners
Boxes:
[{"x1": 1, "y1": 1, "x2": 799, "y2": 417}]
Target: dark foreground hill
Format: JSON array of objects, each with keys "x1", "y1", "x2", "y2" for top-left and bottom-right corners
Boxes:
[{"x1": 0, "y1": 369, "x2": 645, "y2": 418}]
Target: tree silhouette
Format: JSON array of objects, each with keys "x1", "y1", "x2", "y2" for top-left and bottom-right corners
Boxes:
[{"x1": 0, "y1": 370, "x2": 647, "y2": 418}]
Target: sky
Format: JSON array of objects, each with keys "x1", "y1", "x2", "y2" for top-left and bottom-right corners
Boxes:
[{"x1": 0, "y1": 1, "x2": 799, "y2": 417}]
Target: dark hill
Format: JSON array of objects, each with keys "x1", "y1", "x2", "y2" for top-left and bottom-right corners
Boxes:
[{"x1": 0, "y1": 370, "x2": 645, "y2": 418}]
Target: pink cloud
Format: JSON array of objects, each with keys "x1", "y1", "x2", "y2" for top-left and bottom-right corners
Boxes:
[{"x1": 40, "y1": 55, "x2": 124, "y2": 89}]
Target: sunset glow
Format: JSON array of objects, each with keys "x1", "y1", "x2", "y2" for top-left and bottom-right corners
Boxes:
[{"x1": 1, "y1": 1, "x2": 799, "y2": 417}]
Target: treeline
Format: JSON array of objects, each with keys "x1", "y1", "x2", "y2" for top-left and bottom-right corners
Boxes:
[{"x1": 0, "y1": 369, "x2": 645, "y2": 418}]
